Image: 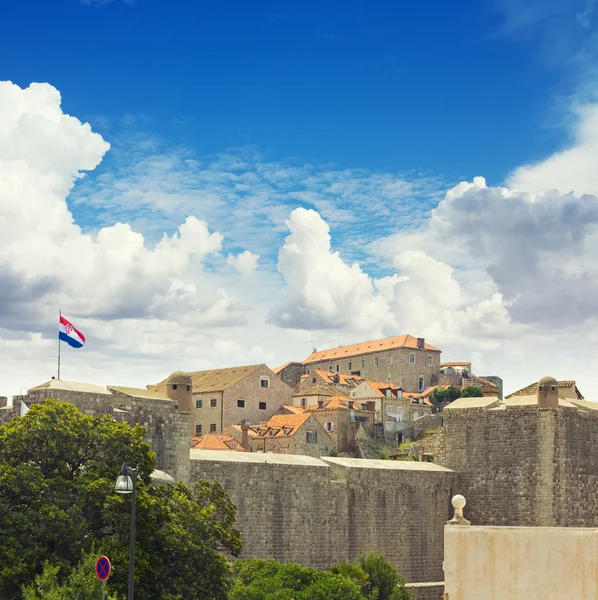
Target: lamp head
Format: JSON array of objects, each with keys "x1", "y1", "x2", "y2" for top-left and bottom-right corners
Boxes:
[{"x1": 114, "y1": 463, "x2": 135, "y2": 494}]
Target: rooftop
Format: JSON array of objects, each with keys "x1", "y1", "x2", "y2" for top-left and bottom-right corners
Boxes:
[
  {"x1": 108, "y1": 385, "x2": 171, "y2": 401},
  {"x1": 191, "y1": 433, "x2": 246, "y2": 451},
  {"x1": 29, "y1": 379, "x2": 112, "y2": 395},
  {"x1": 292, "y1": 384, "x2": 338, "y2": 397},
  {"x1": 154, "y1": 364, "x2": 263, "y2": 393},
  {"x1": 505, "y1": 380, "x2": 583, "y2": 400},
  {"x1": 441, "y1": 362, "x2": 471, "y2": 368},
  {"x1": 190, "y1": 449, "x2": 328, "y2": 466},
  {"x1": 302, "y1": 334, "x2": 440, "y2": 364}
]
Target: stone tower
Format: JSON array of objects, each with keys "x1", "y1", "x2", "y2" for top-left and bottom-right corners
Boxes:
[
  {"x1": 165, "y1": 371, "x2": 193, "y2": 412},
  {"x1": 537, "y1": 375, "x2": 559, "y2": 409}
]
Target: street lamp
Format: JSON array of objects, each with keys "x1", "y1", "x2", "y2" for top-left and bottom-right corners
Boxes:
[{"x1": 114, "y1": 463, "x2": 137, "y2": 600}]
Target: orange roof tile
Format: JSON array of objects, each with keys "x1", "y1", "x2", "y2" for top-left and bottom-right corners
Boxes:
[
  {"x1": 191, "y1": 434, "x2": 246, "y2": 451},
  {"x1": 363, "y1": 380, "x2": 402, "y2": 397},
  {"x1": 279, "y1": 404, "x2": 307, "y2": 414},
  {"x1": 292, "y1": 384, "x2": 338, "y2": 397},
  {"x1": 311, "y1": 369, "x2": 364, "y2": 386},
  {"x1": 305, "y1": 395, "x2": 362, "y2": 411},
  {"x1": 303, "y1": 335, "x2": 440, "y2": 364}
]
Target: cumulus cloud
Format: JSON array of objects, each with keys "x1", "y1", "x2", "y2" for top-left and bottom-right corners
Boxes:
[
  {"x1": 508, "y1": 105, "x2": 598, "y2": 196},
  {"x1": 270, "y1": 208, "x2": 395, "y2": 335},
  {"x1": 0, "y1": 81, "x2": 245, "y2": 333},
  {"x1": 227, "y1": 251, "x2": 259, "y2": 278}
]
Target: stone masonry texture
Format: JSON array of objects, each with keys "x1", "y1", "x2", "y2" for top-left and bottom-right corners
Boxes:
[{"x1": 190, "y1": 455, "x2": 457, "y2": 584}]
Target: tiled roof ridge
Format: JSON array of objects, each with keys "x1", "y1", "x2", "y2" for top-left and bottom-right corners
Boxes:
[
  {"x1": 303, "y1": 334, "x2": 440, "y2": 364},
  {"x1": 505, "y1": 380, "x2": 578, "y2": 399}
]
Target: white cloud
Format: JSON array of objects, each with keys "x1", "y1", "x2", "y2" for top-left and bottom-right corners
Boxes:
[
  {"x1": 0, "y1": 81, "x2": 247, "y2": 333},
  {"x1": 508, "y1": 104, "x2": 598, "y2": 196},
  {"x1": 227, "y1": 251, "x2": 259, "y2": 278}
]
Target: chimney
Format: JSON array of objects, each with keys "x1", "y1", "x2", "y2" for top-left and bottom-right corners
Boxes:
[
  {"x1": 417, "y1": 337, "x2": 425, "y2": 349},
  {"x1": 240, "y1": 420, "x2": 250, "y2": 447},
  {"x1": 317, "y1": 399, "x2": 324, "y2": 409},
  {"x1": 313, "y1": 347, "x2": 317, "y2": 353}
]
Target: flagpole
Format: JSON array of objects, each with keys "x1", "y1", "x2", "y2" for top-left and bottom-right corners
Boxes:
[{"x1": 57, "y1": 309, "x2": 61, "y2": 380}]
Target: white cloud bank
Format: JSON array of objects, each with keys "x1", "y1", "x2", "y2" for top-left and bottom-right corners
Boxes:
[
  {"x1": 0, "y1": 81, "x2": 244, "y2": 333},
  {"x1": 3, "y1": 80, "x2": 598, "y2": 399}
]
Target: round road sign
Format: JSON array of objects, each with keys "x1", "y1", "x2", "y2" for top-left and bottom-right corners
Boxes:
[{"x1": 96, "y1": 556, "x2": 111, "y2": 581}]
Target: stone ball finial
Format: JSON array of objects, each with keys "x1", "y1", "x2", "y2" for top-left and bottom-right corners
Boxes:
[
  {"x1": 448, "y1": 494, "x2": 470, "y2": 526},
  {"x1": 452, "y1": 494, "x2": 466, "y2": 510}
]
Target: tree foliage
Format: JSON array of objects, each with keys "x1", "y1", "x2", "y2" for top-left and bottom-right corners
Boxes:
[
  {"x1": 460, "y1": 385, "x2": 484, "y2": 397},
  {"x1": 230, "y1": 559, "x2": 366, "y2": 600},
  {"x1": 430, "y1": 386, "x2": 462, "y2": 405},
  {"x1": 0, "y1": 400, "x2": 242, "y2": 599},
  {"x1": 357, "y1": 553, "x2": 411, "y2": 600}
]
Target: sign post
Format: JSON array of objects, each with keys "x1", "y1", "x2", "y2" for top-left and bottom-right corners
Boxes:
[{"x1": 95, "y1": 556, "x2": 111, "y2": 600}]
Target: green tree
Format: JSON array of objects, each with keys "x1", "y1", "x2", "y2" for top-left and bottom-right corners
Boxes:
[
  {"x1": 358, "y1": 553, "x2": 411, "y2": 600},
  {"x1": 230, "y1": 559, "x2": 366, "y2": 600},
  {"x1": 0, "y1": 399, "x2": 242, "y2": 599},
  {"x1": 460, "y1": 385, "x2": 484, "y2": 397},
  {"x1": 330, "y1": 561, "x2": 369, "y2": 588},
  {"x1": 431, "y1": 386, "x2": 461, "y2": 406},
  {"x1": 21, "y1": 553, "x2": 120, "y2": 600}
]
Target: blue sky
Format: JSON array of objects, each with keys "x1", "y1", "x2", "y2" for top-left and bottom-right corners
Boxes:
[
  {"x1": 2, "y1": 0, "x2": 598, "y2": 396},
  {"x1": 3, "y1": 0, "x2": 570, "y2": 181}
]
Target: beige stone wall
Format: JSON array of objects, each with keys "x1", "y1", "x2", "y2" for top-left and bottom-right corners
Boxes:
[
  {"x1": 444, "y1": 525, "x2": 598, "y2": 600},
  {"x1": 275, "y1": 363, "x2": 304, "y2": 389},
  {"x1": 20, "y1": 388, "x2": 191, "y2": 483},
  {"x1": 305, "y1": 347, "x2": 441, "y2": 392},
  {"x1": 190, "y1": 453, "x2": 457, "y2": 583},
  {"x1": 190, "y1": 365, "x2": 293, "y2": 435}
]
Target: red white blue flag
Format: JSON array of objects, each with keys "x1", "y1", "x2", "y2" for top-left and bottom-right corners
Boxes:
[{"x1": 59, "y1": 315, "x2": 86, "y2": 349}]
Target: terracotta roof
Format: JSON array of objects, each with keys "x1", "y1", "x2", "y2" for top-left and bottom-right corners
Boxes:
[
  {"x1": 108, "y1": 385, "x2": 171, "y2": 401},
  {"x1": 29, "y1": 379, "x2": 111, "y2": 395},
  {"x1": 505, "y1": 380, "x2": 583, "y2": 399},
  {"x1": 292, "y1": 384, "x2": 338, "y2": 397},
  {"x1": 303, "y1": 335, "x2": 440, "y2": 364},
  {"x1": 305, "y1": 395, "x2": 361, "y2": 411},
  {"x1": 279, "y1": 404, "x2": 307, "y2": 414},
  {"x1": 311, "y1": 370, "x2": 364, "y2": 386},
  {"x1": 362, "y1": 380, "x2": 402, "y2": 398},
  {"x1": 402, "y1": 389, "x2": 434, "y2": 406},
  {"x1": 153, "y1": 364, "x2": 263, "y2": 393},
  {"x1": 441, "y1": 362, "x2": 471, "y2": 368},
  {"x1": 226, "y1": 424, "x2": 259, "y2": 439},
  {"x1": 272, "y1": 362, "x2": 301, "y2": 374},
  {"x1": 248, "y1": 413, "x2": 313, "y2": 438},
  {"x1": 191, "y1": 434, "x2": 246, "y2": 451}
]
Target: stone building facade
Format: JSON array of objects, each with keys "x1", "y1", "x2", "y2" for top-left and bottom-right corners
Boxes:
[
  {"x1": 302, "y1": 335, "x2": 441, "y2": 393},
  {"x1": 272, "y1": 362, "x2": 304, "y2": 389},
  {"x1": 153, "y1": 364, "x2": 293, "y2": 437}
]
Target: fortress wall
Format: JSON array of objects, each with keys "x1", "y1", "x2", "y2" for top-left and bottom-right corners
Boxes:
[
  {"x1": 556, "y1": 407, "x2": 598, "y2": 526},
  {"x1": 21, "y1": 388, "x2": 191, "y2": 482},
  {"x1": 443, "y1": 406, "x2": 542, "y2": 526},
  {"x1": 190, "y1": 452, "x2": 457, "y2": 583}
]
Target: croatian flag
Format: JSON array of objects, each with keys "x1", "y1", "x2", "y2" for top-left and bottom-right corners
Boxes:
[{"x1": 59, "y1": 315, "x2": 86, "y2": 349}]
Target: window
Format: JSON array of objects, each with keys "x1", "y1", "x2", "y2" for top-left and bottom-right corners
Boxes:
[
  {"x1": 387, "y1": 376, "x2": 391, "y2": 382},
  {"x1": 172, "y1": 384, "x2": 178, "y2": 390},
  {"x1": 329, "y1": 365, "x2": 333, "y2": 372},
  {"x1": 237, "y1": 399, "x2": 245, "y2": 408},
  {"x1": 326, "y1": 422, "x2": 334, "y2": 432},
  {"x1": 348, "y1": 361, "x2": 352, "y2": 370},
  {"x1": 260, "y1": 377, "x2": 269, "y2": 388},
  {"x1": 259, "y1": 401, "x2": 267, "y2": 410},
  {"x1": 386, "y1": 389, "x2": 392, "y2": 398},
  {"x1": 427, "y1": 355, "x2": 432, "y2": 366},
  {"x1": 210, "y1": 424, "x2": 217, "y2": 433},
  {"x1": 388, "y1": 355, "x2": 392, "y2": 364},
  {"x1": 409, "y1": 353, "x2": 415, "y2": 364},
  {"x1": 301, "y1": 398, "x2": 307, "y2": 408},
  {"x1": 195, "y1": 400, "x2": 203, "y2": 409},
  {"x1": 418, "y1": 377, "x2": 424, "y2": 391},
  {"x1": 187, "y1": 385, "x2": 191, "y2": 391},
  {"x1": 361, "y1": 360, "x2": 365, "y2": 368},
  {"x1": 210, "y1": 399, "x2": 217, "y2": 408},
  {"x1": 312, "y1": 377, "x2": 316, "y2": 383},
  {"x1": 306, "y1": 369, "x2": 310, "y2": 374},
  {"x1": 336, "y1": 364, "x2": 340, "y2": 372},
  {"x1": 375, "y1": 357, "x2": 379, "y2": 367},
  {"x1": 306, "y1": 431, "x2": 317, "y2": 444},
  {"x1": 195, "y1": 424, "x2": 202, "y2": 435}
]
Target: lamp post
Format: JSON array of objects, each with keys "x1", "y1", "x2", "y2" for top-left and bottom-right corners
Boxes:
[{"x1": 114, "y1": 464, "x2": 137, "y2": 600}]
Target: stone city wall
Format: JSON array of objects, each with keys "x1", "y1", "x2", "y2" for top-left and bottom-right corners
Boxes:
[{"x1": 190, "y1": 452, "x2": 457, "y2": 584}]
